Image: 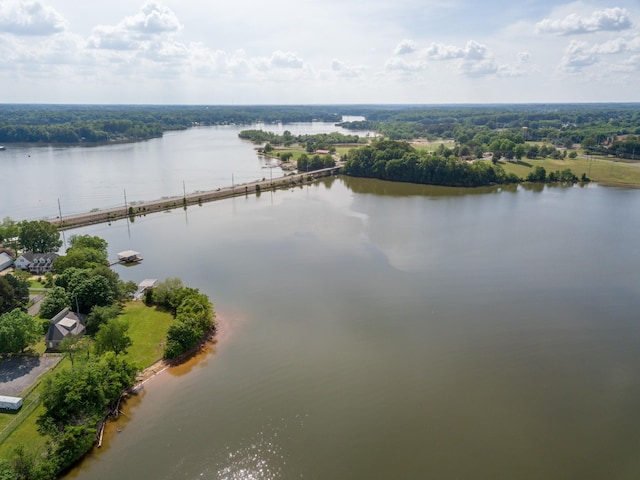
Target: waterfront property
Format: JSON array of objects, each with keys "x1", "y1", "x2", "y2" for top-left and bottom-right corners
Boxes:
[
  {"x1": 14, "y1": 252, "x2": 58, "y2": 274},
  {"x1": 46, "y1": 308, "x2": 86, "y2": 350}
]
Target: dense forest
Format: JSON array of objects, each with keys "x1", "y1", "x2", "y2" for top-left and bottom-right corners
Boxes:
[
  {"x1": 0, "y1": 104, "x2": 352, "y2": 144},
  {"x1": 238, "y1": 129, "x2": 366, "y2": 153},
  {"x1": 0, "y1": 104, "x2": 639, "y2": 158},
  {"x1": 338, "y1": 104, "x2": 640, "y2": 159}
]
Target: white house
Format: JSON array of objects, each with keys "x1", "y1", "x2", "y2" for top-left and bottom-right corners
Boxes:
[{"x1": 14, "y1": 252, "x2": 58, "y2": 274}]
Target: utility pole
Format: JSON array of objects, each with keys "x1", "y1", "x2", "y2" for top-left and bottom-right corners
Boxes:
[{"x1": 58, "y1": 198, "x2": 66, "y2": 249}]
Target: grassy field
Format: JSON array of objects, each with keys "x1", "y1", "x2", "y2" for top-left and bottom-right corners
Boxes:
[
  {"x1": 497, "y1": 156, "x2": 640, "y2": 187},
  {"x1": 122, "y1": 302, "x2": 174, "y2": 367},
  {"x1": 0, "y1": 302, "x2": 173, "y2": 463}
]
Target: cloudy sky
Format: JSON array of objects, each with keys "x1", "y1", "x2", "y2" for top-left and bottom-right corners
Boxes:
[{"x1": 0, "y1": 0, "x2": 638, "y2": 104}]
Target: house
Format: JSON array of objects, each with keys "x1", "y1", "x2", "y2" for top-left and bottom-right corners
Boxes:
[
  {"x1": 46, "y1": 308, "x2": 86, "y2": 350},
  {"x1": 0, "y1": 252, "x2": 13, "y2": 272},
  {"x1": 14, "y1": 252, "x2": 58, "y2": 274},
  {"x1": 315, "y1": 149, "x2": 331, "y2": 155}
]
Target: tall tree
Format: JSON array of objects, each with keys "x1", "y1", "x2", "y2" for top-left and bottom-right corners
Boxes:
[
  {"x1": 39, "y1": 286, "x2": 70, "y2": 320},
  {"x1": 0, "y1": 309, "x2": 41, "y2": 353},
  {"x1": 19, "y1": 220, "x2": 62, "y2": 253},
  {"x1": 94, "y1": 318, "x2": 132, "y2": 356}
]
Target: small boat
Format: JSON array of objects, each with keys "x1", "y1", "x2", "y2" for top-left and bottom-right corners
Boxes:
[{"x1": 0, "y1": 146, "x2": 6, "y2": 151}]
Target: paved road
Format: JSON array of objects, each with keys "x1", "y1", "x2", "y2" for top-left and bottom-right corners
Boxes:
[
  {"x1": 0, "y1": 355, "x2": 61, "y2": 396},
  {"x1": 28, "y1": 293, "x2": 45, "y2": 316}
]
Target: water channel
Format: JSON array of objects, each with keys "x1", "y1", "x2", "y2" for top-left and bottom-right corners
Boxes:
[
  {"x1": 63, "y1": 176, "x2": 640, "y2": 480},
  {"x1": 3, "y1": 121, "x2": 639, "y2": 479}
]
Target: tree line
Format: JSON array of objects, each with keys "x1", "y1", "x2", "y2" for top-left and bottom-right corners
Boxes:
[
  {"x1": 342, "y1": 139, "x2": 585, "y2": 187},
  {"x1": 343, "y1": 140, "x2": 520, "y2": 187},
  {"x1": 0, "y1": 104, "x2": 350, "y2": 144}
]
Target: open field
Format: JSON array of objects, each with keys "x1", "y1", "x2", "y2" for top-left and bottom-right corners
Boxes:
[
  {"x1": 498, "y1": 156, "x2": 640, "y2": 186},
  {"x1": 122, "y1": 302, "x2": 174, "y2": 368}
]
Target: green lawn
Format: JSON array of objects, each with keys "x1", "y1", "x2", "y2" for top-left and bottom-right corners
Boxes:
[
  {"x1": 122, "y1": 302, "x2": 174, "y2": 367},
  {"x1": 498, "y1": 157, "x2": 640, "y2": 186}
]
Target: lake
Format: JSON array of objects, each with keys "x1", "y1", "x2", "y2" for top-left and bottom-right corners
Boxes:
[
  {"x1": 64, "y1": 176, "x2": 640, "y2": 480},
  {"x1": 0, "y1": 118, "x2": 368, "y2": 221}
]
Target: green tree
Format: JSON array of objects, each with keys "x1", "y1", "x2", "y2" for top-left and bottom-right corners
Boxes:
[
  {"x1": 164, "y1": 320, "x2": 200, "y2": 359},
  {"x1": 0, "y1": 309, "x2": 41, "y2": 353},
  {"x1": 59, "y1": 335, "x2": 91, "y2": 367},
  {"x1": 514, "y1": 144, "x2": 526, "y2": 161},
  {"x1": 150, "y1": 277, "x2": 184, "y2": 310},
  {"x1": 73, "y1": 275, "x2": 114, "y2": 314},
  {"x1": 86, "y1": 303, "x2": 123, "y2": 335},
  {"x1": 39, "y1": 286, "x2": 70, "y2": 320},
  {"x1": 94, "y1": 318, "x2": 132, "y2": 356},
  {"x1": 5, "y1": 274, "x2": 29, "y2": 307},
  {"x1": 68, "y1": 235, "x2": 108, "y2": 256},
  {"x1": 0, "y1": 217, "x2": 19, "y2": 248},
  {"x1": 54, "y1": 247, "x2": 107, "y2": 272},
  {"x1": 526, "y1": 166, "x2": 547, "y2": 182},
  {"x1": 39, "y1": 352, "x2": 138, "y2": 431},
  {"x1": 18, "y1": 220, "x2": 62, "y2": 253},
  {"x1": 0, "y1": 275, "x2": 29, "y2": 314}
]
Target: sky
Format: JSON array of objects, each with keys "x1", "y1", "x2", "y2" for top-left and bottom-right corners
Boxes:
[{"x1": 0, "y1": 0, "x2": 638, "y2": 104}]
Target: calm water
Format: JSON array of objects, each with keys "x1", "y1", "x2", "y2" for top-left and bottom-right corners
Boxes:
[
  {"x1": 0, "y1": 118, "x2": 367, "y2": 221},
  {"x1": 63, "y1": 177, "x2": 640, "y2": 480}
]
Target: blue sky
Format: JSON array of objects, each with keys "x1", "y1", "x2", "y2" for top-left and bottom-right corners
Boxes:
[{"x1": 0, "y1": 0, "x2": 638, "y2": 104}]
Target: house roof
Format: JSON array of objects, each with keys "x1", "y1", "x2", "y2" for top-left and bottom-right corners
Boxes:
[
  {"x1": 47, "y1": 308, "x2": 85, "y2": 344},
  {"x1": 0, "y1": 252, "x2": 12, "y2": 271},
  {"x1": 18, "y1": 252, "x2": 59, "y2": 263}
]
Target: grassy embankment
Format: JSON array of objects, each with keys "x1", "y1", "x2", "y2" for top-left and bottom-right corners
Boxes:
[
  {"x1": 0, "y1": 302, "x2": 173, "y2": 461},
  {"x1": 498, "y1": 156, "x2": 640, "y2": 187}
]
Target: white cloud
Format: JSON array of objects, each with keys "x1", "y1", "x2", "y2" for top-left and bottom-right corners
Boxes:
[
  {"x1": 331, "y1": 59, "x2": 365, "y2": 78},
  {"x1": 424, "y1": 42, "x2": 464, "y2": 60},
  {"x1": 422, "y1": 40, "x2": 500, "y2": 77},
  {"x1": 0, "y1": 1, "x2": 68, "y2": 36},
  {"x1": 269, "y1": 50, "x2": 304, "y2": 69},
  {"x1": 122, "y1": 2, "x2": 182, "y2": 36},
  {"x1": 384, "y1": 58, "x2": 426, "y2": 72},
  {"x1": 394, "y1": 39, "x2": 417, "y2": 55},
  {"x1": 560, "y1": 40, "x2": 599, "y2": 71},
  {"x1": 536, "y1": 7, "x2": 632, "y2": 35},
  {"x1": 459, "y1": 58, "x2": 498, "y2": 77},
  {"x1": 88, "y1": 2, "x2": 182, "y2": 50}
]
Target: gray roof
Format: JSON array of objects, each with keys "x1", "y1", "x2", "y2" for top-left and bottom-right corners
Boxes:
[
  {"x1": 19, "y1": 252, "x2": 59, "y2": 263},
  {"x1": 0, "y1": 252, "x2": 12, "y2": 271},
  {"x1": 47, "y1": 308, "x2": 85, "y2": 345}
]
